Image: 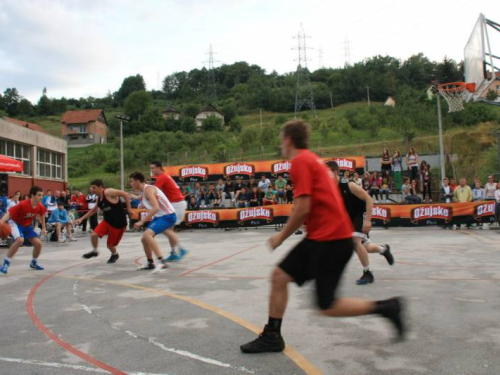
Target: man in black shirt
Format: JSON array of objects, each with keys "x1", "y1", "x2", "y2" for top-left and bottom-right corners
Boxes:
[{"x1": 327, "y1": 161, "x2": 394, "y2": 285}]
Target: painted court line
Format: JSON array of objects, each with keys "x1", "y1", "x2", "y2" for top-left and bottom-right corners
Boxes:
[
  {"x1": 178, "y1": 244, "x2": 261, "y2": 276},
  {"x1": 0, "y1": 357, "x2": 169, "y2": 375},
  {"x1": 73, "y1": 275, "x2": 255, "y2": 374},
  {"x1": 61, "y1": 274, "x2": 322, "y2": 375}
]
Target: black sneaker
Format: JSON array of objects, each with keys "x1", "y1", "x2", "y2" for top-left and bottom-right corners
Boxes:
[
  {"x1": 377, "y1": 297, "x2": 406, "y2": 341},
  {"x1": 381, "y1": 245, "x2": 394, "y2": 266},
  {"x1": 107, "y1": 253, "x2": 119, "y2": 264},
  {"x1": 240, "y1": 327, "x2": 285, "y2": 353},
  {"x1": 82, "y1": 250, "x2": 99, "y2": 259},
  {"x1": 356, "y1": 270, "x2": 374, "y2": 285},
  {"x1": 137, "y1": 262, "x2": 155, "y2": 270},
  {"x1": 294, "y1": 230, "x2": 303, "y2": 235}
]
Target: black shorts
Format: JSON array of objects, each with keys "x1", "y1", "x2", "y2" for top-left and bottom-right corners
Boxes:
[{"x1": 279, "y1": 238, "x2": 353, "y2": 310}]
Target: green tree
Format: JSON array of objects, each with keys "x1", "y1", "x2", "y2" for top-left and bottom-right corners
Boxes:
[
  {"x1": 486, "y1": 89, "x2": 499, "y2": 102},
  {"x1": 183, "y1": 103, "x2": 200, "y2": 117},
  {"x1": 140, "y1": 107, "x2": 164, "y2": 132},
  {"x1": 3, "y1": 88, "x2": 21, "y2": 115},
  {"x1": 124, "y1": 90, "x2": 153, "y2": 120},
  {"x1": 201, "y1": 115, "x2": 224, "y2": 132},
  {"x1": 116, "y1": 74, "x2": 146, "y2": 103},
  {"x1": 18, "y1": 99, "x2": 34, "y2": 116},
  {"x1": 37, "y1": 95, "x2": 53, "y2": 115},
  {"x1": 221, "y1": 103, "x2": 237, "y2": 123},
  {"x1": 228, "y1": 117, "x2": 242, "y2": 133},
  {"x1": 104, "y1": 159, "x2": 120, "y2": 174},
  {"x1": 181, "y1": 117, "x2": 197, "y2": 133}
]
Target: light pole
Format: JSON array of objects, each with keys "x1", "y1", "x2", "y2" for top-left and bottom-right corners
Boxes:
[
  {"x1": 115, "y1": 114, "x2": 131, "y2": 191},
  {"x1": 435, "y1": 94, "x2": 446, "y2": 182},
  {"x1": 366, "y1": 86, "x2": 371, "y2": 106}
]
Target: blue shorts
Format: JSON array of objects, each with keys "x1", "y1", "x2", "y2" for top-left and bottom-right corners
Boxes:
[
  {"x1": 9, "y1": 221, "x2": 38, "y2": 240},
  {"x1": 147, "y1": 213, "x2": 176, "y2": 235}
]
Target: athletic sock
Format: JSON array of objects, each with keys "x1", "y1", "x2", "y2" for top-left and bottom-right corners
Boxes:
[
  {"x1": 5, "y1": 257, "x2": 11, "y2": 263},
  {"x1": 266, "y1": 317, "x2": 283, "y2": 333},
  {"x1": 147, "y1": 258, "x2": 154, "y2": 264},
  {"x1": 171, "y1": 247, "x2": 177, "y2": 255},
  {"x1": 157, "y1": 256, "x2": 163, "y2": 262},
  {"x1": 363, "y1": 267, "x2": 371, "y2": 272},
  {"x1": 379, "y1": 245, "x2": 386, "y2": 254},
  {"x1": 31, "y1": 258, "x2": 37, "y2": 263}
]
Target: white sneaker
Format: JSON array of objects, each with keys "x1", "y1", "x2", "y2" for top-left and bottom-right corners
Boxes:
[
  {"x1": 152, "y1": 263, "x2": 168, "y2": 273},
  {"x1": 68, "y1": 236, "x2": 77, "y2": 242}
]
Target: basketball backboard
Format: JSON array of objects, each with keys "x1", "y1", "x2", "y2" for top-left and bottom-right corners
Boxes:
[{"x1": 464, "y1": 14, "x2": 499, "y2": 101}]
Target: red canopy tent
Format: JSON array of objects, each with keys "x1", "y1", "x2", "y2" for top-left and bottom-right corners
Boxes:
[{"x1": 0, "y1": 155, "x2": 23, "y2": 172}]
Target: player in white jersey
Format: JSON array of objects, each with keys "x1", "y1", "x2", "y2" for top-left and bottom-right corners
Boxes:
[{"x1": 129, "y1": 172, "x2": 177, "y2": 272}]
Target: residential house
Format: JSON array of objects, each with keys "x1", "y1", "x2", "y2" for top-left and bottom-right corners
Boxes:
[{"x1": 61, "y1": 109, "x2": 108, "y2": 147}]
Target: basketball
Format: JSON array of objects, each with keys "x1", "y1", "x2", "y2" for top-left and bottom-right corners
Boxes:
[{"x1": 0, "y1": 222, "x2": 11, "y2": 239}]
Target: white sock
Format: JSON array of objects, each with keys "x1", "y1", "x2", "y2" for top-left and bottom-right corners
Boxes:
[
  {"x1": 379, "y1": 245, "x2": 386, "y2": 254},
  {"x1": 171, "y1": 247, "x2": 177, "y2": 255},
  {"x1": 93, "y1": 247, "x2": 98, "y2": 252}
]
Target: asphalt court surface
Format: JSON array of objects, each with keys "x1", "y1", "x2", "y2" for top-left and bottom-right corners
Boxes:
[{"x1": 1, "y1": 226, "x2": 500, "y2": 374}]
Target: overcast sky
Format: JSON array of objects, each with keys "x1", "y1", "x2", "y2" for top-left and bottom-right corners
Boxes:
[{"x1": 0, "y1": 0, "x2": 498, "y2": 103}]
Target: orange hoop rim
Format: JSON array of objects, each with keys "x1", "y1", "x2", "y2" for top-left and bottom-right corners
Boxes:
[{"x1": 438, "y1": 82, "x2": 476, "y2": 93}]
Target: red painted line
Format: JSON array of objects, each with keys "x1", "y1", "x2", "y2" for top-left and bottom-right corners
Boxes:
[
  {"x1": 179, "y1": 244, "x2": 261, "y2": 277},
  {"x1": 183, "y1": 274, "x2": 268, "y2": 280},
  {"x1": 25, "y1": 261, "x2": 127, "y2": 375}
]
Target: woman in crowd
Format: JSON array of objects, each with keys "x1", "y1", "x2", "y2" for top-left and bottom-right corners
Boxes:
[
  {"x1": 380, "y1": 171, "x2": 391, "y2": 203},
  {"x1": 484, "y1": 175, "x2": 497, "y2": 200},
  {"x1": 419, "y1": 160, "x2": 428, "y2": 194},
  {"x1": 369, "y1": 171, "x2": 382, "y2": 202},
  {"x1": 380, "y1": 148, "x2": 392, "y2": 176},
  {"x1": 406, "y1": 146, "x2": 419, "y2": 181},
  {"x1": 352, "y1": 172, "x2": 362, "y2": 187},
  {"x1": 422, "y1": 163, "x2": 432, "y2": 203},
  {"x1": 392, "y1": 149, "x2": 403, "y2": 191},
  {"x1": 362, "y1": 172, "x2": 371, "y2": 192},
  {"x1": 405, "y1": 179, "x2": 422, "y2": 204}
]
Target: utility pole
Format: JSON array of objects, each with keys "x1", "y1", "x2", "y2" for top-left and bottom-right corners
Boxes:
[
  {"x1": 259, "y1": 108, "x2": 263, "y2": 128},
  {"x1": 436, "y1": 94, "x2": 446, "y2": 181},
  {"x1": 204, "y1": 44, "x2": 219, "y2": 105},
  {"x1": 342, "y1": 35, "x2": 352, "y2": 67},
  {"x1": 293, "y1": 23, "x2": 317, "y2": 118},
  {"x1": 115, "y1": 114, "x2": 130, "y2": 191},
  {"x1": 329, "y1": 90, "x2": 334, "y2": 109},
  {"x1": 366, "y1": 86, "x2": 371, "y2": 106}
]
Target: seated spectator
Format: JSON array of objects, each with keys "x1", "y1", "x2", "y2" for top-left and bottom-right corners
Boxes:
[
  {"x1": 453, "y1": 178, "x2": 473, "y2": 202},
  {"x1": 285, "y1": 184, "x2": 294, "y2": 204},
  {"x1": 450, "y1": 178, "x2": 457, "y2": 192},
  {"x1": 70, "y1": 189, "x2": 79, "y2": 210},
  {"x1": 213, "y1": 190, "x2": 223, "y2": 208},
  {"x1": 484, "y1": 175, "x2": 497, "y2": 200},
  {"x1": 246, "y1": 177, "x2": 257, "y2": 189},
  {"x1": 369, "y1": 171, "x2": 382, "y2": 202},
  {"x1": 205, "y1": 184, "x2": 217, "y2": 207},
  {"x1": 472, "y1": 181, "x2": 485, "y2": 201},
  {"x1": 249, "y1": 186, "x2": 260, "y2": 207},
  {"x1": 7, "y1": 193, "x2": 20, "y2": 210},
  {"x1": 343, "y1": 170, "x2": 351, "y2": 181},
  {"x1": 224, "y1": 178, "x2": 235, "y2": 205},
  {"x1": 75, "y1": 189, "x2": 89, "y2": 232},
  {"x1": 405, "y1": 179, "x2": 422, "y2": 204},
  {"x1": 236, "y1": 187, "x2": 250, "y2": 208},
  {"x1": 59, "y1": 190, "x2": 70, "y2": 210},
  {"x1": 197, "y1": 185, "x2": 207, "y2": 207},
  {"x1": 234, "y1": 177, "x2": 244, "y2": 199},
  {"x1": 258, "y1": 174, "x2": 271, "y2": 200},
  {"x1": 215, "y1": 179, "x2": 226, "y2": 201},
  {"x1": 182, "y1": 183, "x2": 191, "y2": 202},
  {"x1": 188, "y1": 196, "x2": 199, "y2": 210},
  {"x1": 48, "y1": 202, "x2": 76, "y2": 242},
  {"x1": 380, "y1": 171, "x2": 391, "y2": 203},
  {"x1": 352, "y1": 172, "x2": 362, "y2": 187},
  {"x1": 275, "y1": 175, "x2": 287, "y2": 203},
  {"x1": 263, "y1": 185, "x2": 277, "y2": 205},
  {"x1": 42, "y1": 190, "x2": 52, "y2": 210},
  {"x1": 440, "y1": 177, "x2": 454, "y2": 203},
  {"x1": 362, "y1": 172, "x2": 371, "y2": 192}
]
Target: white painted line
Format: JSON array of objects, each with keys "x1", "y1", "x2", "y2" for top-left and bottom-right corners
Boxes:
[
  {"x1": 74, "y1": 274, "x2": 255, "y2": 374},
  {"x1": 0, "y1": 356, "x2": 170, "y2": 375}
]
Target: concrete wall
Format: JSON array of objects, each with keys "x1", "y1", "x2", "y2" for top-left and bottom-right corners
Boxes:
[
  {"x1": 5, "y1": 175, "x2": 66, "y2": 197},
  {"x1": 62, "y1": 120, "x2": 107, "y2": 144}
]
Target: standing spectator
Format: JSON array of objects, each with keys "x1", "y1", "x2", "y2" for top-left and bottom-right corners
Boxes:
[
  {"x1": 406, "y1": 146, "x2": 419, "y2": 181},
  {"x1": 405, "y1": 180, "x2": 422, "y2": 204},
  {"x1": 275, "y1": 175, "x2": 287, "y2": 203},
  {"x1": 258, "y1": 174, "x2": 271, "y2": 201},
  {"x1": 182, "y1": 183, "x2": 192, "y2": 202},
  {"x1": 249, "y1": 186, "x2": 260, "y2": 207},
  {"x1": 369, "y1": 171, "x2": 382, "y2": 202},
  {"x1": 46, "y1": 191, "x2": 58, "y2": 216},
  {"x1": 419, "y1": 161, "x2": 428, "y2": 193},
  {"x1": 59, "y1": 190, "x2": 70, "y2": 210},
  {"x1": 495, "y1": 186, "x2": 500, "y2": 224},
  {"x1": 392, "y1": 150, "x2": 403, "y2": 191},
  {"x1": 42, "y1": 190, "x2": 52, "y2": 210},
  {"x1": 440, "y1": 177, "x2": 454, "y2": 203},
  {"x1": 422, "y1": 164, "x2": 432, "y2": 203},
  {"x1": 263, "y1": 185, "x2": 276, "y2": 205},
  {"x1": 453, "y1": 178, "x2": 473, "y2": 202},
  {"x1": 380, "y1": 148, "x2": 392, "y2": 175},
  {"x1": 484, "y1": 175, "x2": 497, "y2": 200},
  {"x1": 285, "y1": 183, "x2": 294, "y2": 204},
  {"x1": 450, "y1": 178, "x2": 457, "y2": 192},
  {"x1": 380, "y1": 171, "x2": 391, "y2": 203},
  {"x1": 236, "y1": 187, "x2": 250, "y2": 208},
  {"x1": 75, "y1": 190, "x2": 89, "y2": 232},
  {"x1": 86, "y1": 187, "x2": 99, "y2": 231},
  {"x1": 362, "y1": 172, "x2": 371, "y2": 192},
  {"x1": 472, "y1": 181, "x2": 485, "y2": 201},
  {"x1": 48, "y1": 202, "x2": 76, "y2": 242},
  {"x1": 352, "y1": 172, "x2": 362, "y2": 187}
]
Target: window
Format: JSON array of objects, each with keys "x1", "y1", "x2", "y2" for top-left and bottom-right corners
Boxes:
[
  {"x1": 79, "y1": 125, "x2": 86, "y2": 133},
  {"x1": 37, "y1": 148, "x2": 63, "y2": 180},
  {"x1": 0, "y1": 138, "x2": 32, "y2": 175}
]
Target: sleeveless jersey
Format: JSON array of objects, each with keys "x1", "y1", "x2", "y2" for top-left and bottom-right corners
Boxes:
[
  {"x1": 141, "y1": 185, "x2": 175, "y2": 218},
  {"x1": 98, "y1": 190, "x2": 127, "y2": 228},
  {"x1": 339, "y1": 180, "x2": 366, "y2": 219}
]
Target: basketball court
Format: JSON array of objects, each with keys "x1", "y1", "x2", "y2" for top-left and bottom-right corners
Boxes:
[{"x1": 1, "y1": 226, "x2": 500, "y2": 375}]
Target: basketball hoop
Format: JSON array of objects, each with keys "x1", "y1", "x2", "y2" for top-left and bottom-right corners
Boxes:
[{"x1": 437, "y1": 82, "x2": 475, "y2": 113}]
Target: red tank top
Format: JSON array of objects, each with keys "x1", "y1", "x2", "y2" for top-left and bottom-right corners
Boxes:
[{"x1": 153, "y1": 173, "x2": 184, "y2": 203}]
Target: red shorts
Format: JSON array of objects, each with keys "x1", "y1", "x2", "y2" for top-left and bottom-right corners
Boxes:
[{"x1": 94, "y1": 220, "x2": 126, "y2": 247}]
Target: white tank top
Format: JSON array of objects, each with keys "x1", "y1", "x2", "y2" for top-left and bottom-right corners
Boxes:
[{"x1": 141, "y1": 185, "x2": 175, "y2": 218}]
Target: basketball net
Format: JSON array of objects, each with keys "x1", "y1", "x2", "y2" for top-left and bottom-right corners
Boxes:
[{"x1": 437, "y1": 82, "x2": 474, "y2": 113}]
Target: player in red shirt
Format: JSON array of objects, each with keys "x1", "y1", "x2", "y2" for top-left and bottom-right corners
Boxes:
[
  {"x1": 0, "y1": 186, "x2": 47, "y2": 274},
  {"x1": 241, "y1": 121, "x2": 406, "y2": 354},
  {"x1": 150, "y1": 161, "x2": 189, "y2": 262}
]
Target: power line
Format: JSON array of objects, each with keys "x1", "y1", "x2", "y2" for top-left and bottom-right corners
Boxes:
[
  {"x1": 293, "y1": 23, "x2": 317, "y2": 118},
  {"x1": 203, "y1": 44, "x2": 219, "y2": 105}
]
